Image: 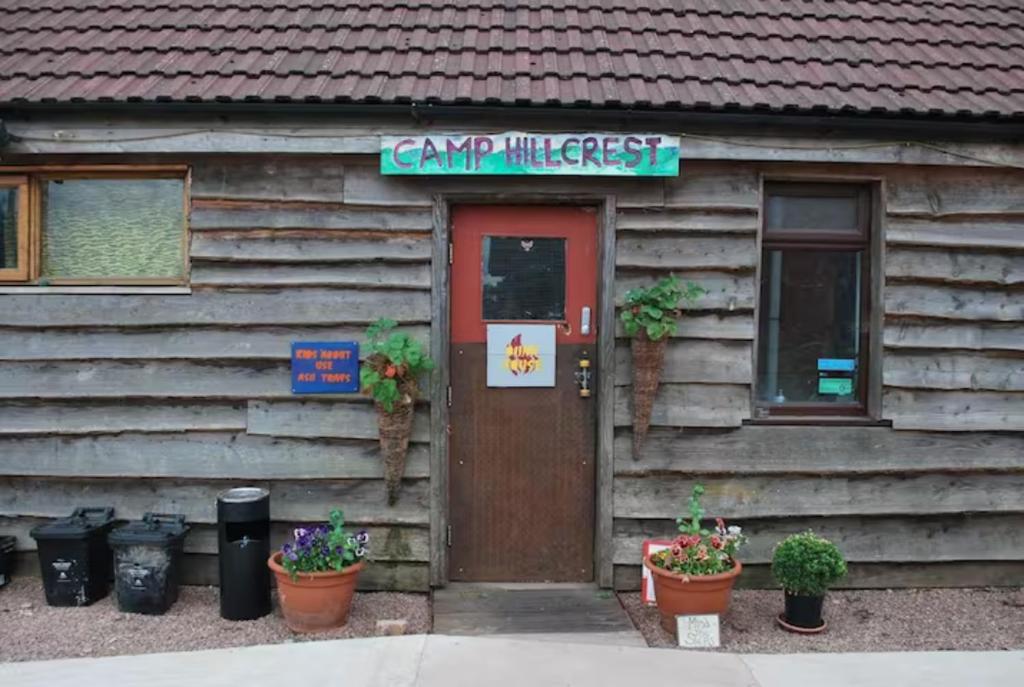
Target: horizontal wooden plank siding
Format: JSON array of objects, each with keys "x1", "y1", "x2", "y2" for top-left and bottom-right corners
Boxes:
[
  {"x1": 0, "y1": 402, "x2": 246, "y2": 434},
  {"x1": 0, "y1": 157, "x2": 440, "y2": 592},
  {"x1": 613, "y1": 513, "x2": 1024, "y2": 565},
  {"x1": 0, "y1": 433, "x2": 430, "y2": 480},
  {"x1": 190, "y1": 203, "x2": 433, "y2": 232},
  {"x1": 0, "y1": 326, "x2": 430, "y2": 361},
  {"x1": 612, "y1": 384, "x2": 750, "y2": 428},
  {"x1": 615, "y1": 426, "x2": 1024, "y2": 474},
  {"x1": 190, "y1": 233, "x2": 432, "y2": 263},
  {"x1": 614, "y1": 473, "x2": 1024, "y2": 519},
  {"x1": 0, "y1": 289, "x2": 431, "y2": 326},
  {"x1": 613, "y1": 340, "x2": 752, "y2": 386},
  {"x1": 1, "y1": 154, "x2": 1022, "y2": 594},
  {"x1": 0, "y1": 477, "x2": 430, "y2": 526},
  {"x1": 247, "y1": 401, "x2": 431, "y2": 442}
]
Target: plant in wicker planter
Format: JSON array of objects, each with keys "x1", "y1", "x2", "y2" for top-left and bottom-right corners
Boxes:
[
  {"x1": 644, "y1": 484, "x2": 746, "y2": 634},
  {"x1": 267, "y1": 509, "x2": 369, "y2": 633},
  {"x1": 771, "y1": 531, "x2": 847, "y2": 633},
  {"x1": 620, "y1": 275, "x2": 705, "y2": 457},
  {"x1": 360, "y1": 319, "x2": 434, "y2": 505}
]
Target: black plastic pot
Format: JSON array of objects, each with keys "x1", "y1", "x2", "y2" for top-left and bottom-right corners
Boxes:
[{"x1": 784, "y1": 591, "x2": 825, "y2": 629}]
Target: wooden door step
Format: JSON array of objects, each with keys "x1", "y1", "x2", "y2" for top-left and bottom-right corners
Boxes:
[{"x1": 432, "y1": 584, "x2": 646, "y2": 646}]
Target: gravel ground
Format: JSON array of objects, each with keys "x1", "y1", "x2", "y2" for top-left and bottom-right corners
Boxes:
[
  {"x1": 0, "y1": 578, "x2": 431, "y2": 663},
  {"x1": 620, "y1": 588, "x2": 1024, "y2": 652}
]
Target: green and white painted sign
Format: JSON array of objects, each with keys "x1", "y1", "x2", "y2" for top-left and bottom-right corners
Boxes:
[
  {"x1": 818, "y1": 377, "x2": 854, "y2": 395},
  {"x1": 381, "y1": 132, "x2": 679, "y2": 176}
]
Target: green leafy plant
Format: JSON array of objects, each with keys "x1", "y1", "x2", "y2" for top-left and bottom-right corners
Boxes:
[
  {"x1": 359, "y1": 319, "x2": 434, "y2": 413},
  {"x1": 650, "y1": 484, "x2": 746, "y2": 576},
  {"x1": 620, "y1": 275, "x2": 705, "y2": 341},
  {"x1": 771, "y1": 531, "x2": 848, "y2": 596},
  {"x1": 280, "y1": 509, "x2": 369, "y2": 581}
]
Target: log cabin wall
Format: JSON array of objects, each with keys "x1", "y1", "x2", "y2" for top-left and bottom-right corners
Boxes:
[
  {"x1": 612, "y1": 161, "x2": 1024, "y2": 590},
  {"x1": 0, "y1": 156, "x2": 433, "y2": 591},
  {"x1": 0, "y1": 155, "x2": 1021, "y2": 590}
]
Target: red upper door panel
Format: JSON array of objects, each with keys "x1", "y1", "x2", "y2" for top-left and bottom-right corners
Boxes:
[{"x1": 450, "y1": 205, "x2": 598, "y2": 345}]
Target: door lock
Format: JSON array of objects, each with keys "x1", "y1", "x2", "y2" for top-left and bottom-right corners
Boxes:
[{"x1": 575, "y1": 353, "x2": 593, "y2": 398}]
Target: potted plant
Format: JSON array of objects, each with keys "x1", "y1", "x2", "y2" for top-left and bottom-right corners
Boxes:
[
  {"x1": 619, "y1": 275, "x2": 704, "y2": 457},
  {"x1": 771, "y1": 531, "x2": 847, "y2": 633},
  {"x1": 360, "y1": 318, "x2": 434, "y2": 505},
  {"x1": 643, "y1": 484, "x2": 746, "y2": 634},
  {"x1": 267, "y1": 509, "x2": 369, "y2": 633}
]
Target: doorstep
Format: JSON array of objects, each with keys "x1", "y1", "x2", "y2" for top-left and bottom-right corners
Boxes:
[{"x1": 432, "y1": 583, "x2": 647, "y2": 647}]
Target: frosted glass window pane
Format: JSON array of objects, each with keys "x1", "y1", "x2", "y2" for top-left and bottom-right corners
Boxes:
[
  {"x1": 1, "y1": 187, "x2": 18, "y2": 270},
  {"x1": 41, "y1": 179, "x2": 185, "y2": 280},
  {"x1": 766, "y1": 194, "x2": 859, "y2": 232}
]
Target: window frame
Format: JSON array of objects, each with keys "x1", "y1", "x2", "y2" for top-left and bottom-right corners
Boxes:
[
  {"x1": 0, "y1": 165, "x2": 190, "y2": 286},
  {"x1": 755, "y1": 181, "x2": 873, "y2": 418},
  {"x1": 0, "y1": 175, "x2": 31, "y2": 281}
]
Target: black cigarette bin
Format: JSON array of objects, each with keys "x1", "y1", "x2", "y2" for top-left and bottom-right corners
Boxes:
[
  {"x1": 0, "y1": 535, "x2": 16, "y2": 588},
  {"x1": 108, "y1": 513, "x2": 190, "y2": 615},
  {"x1": 217, "y1": 487, "x2": 271, "y2": 621},
  {"x1": 30, "y1": 507, "x2": 116, "y2": 607}
]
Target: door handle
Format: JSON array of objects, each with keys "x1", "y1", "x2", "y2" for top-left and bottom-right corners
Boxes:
[{"x1": 580, "y1": 306, "x2": 592, "y2": 335}]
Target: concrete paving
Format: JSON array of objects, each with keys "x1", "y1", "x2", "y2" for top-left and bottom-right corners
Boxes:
[{"x1": 1, "y1": 635, "x2": 1021, "y2": 687}]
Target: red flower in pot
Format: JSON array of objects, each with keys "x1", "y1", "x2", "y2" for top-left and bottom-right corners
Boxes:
[{"x1": 644, "y1": 484, "x2": 746, "y2": 634}]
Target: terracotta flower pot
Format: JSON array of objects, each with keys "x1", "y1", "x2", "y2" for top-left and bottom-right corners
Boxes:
[
  {"x1": 643, "y1": 555, "x2": 742, "y2": 634},
  {"x1": 267, "y1": 552, "x2": 364, "y2": 633},
  {"x1": 378, "y1": 401, "x2": 414, "y2": 506},
  {"x1": 630, "y1": 332, "x2": 667, "y2": 458}
]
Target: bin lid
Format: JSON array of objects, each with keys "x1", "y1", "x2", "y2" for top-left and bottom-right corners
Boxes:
[
  {"x1": 29, "y1": 507, "x2": 116, "y2": 541},
  {"x1": 217, "y1": 487, "x2": 269, "y2": 504},
  {"x1": 108, "y1": 513, "x2": 190, "y2": 546}
]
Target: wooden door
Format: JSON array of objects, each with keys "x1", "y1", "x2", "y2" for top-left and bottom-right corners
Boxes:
[{"x1": 449, "y1": 205, "x2": 598, "y2": 582}]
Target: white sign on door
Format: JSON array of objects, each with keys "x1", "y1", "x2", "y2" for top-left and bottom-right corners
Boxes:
[{"x1": 486, "y1": 324, "x2": 556, "y2": 387}]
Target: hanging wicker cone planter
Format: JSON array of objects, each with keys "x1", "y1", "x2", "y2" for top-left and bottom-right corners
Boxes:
[
  {"x1": 378, "y1": 400, "x2": 414, "y2": 506},
  {"x1": 631, "y1": 331, "x2": 668, "y2": 458}
]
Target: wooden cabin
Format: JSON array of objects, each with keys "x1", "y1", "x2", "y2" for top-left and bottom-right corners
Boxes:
[{"x1": 0, "y1": 2, "x2": 1021, "y2": 593}]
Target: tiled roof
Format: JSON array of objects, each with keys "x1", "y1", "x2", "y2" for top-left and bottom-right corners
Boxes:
[{"x1": 1, "y1": 0, "x2": 1023, "y2": 120}]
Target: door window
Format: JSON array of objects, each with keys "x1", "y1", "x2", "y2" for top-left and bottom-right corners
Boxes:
[{"x1": 482, "y1": 236, "x2": 566, "y2": 321}]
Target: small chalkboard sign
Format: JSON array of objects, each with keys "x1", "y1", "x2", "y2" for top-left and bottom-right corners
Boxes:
[
  {"x1": 291, "y1": 342, "x2": 360, "y2": 394},
  {"x1": 676, "y1": 614, "x2": 720, "y2": 649}
]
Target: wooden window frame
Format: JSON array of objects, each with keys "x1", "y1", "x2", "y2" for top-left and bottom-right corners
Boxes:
[
  {"x1": 755, "y1": 182, "x2": 873, "y2": 418},
  {"x1": 0, "y1": 175, "x2": 31, "y2": 281},
  {"x1": 0, "y1": 165, "x2": 190, "y2": 286}
]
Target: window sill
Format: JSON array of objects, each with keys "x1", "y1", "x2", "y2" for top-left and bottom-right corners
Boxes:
[
  {"x1": 0, "y1": 286, "x2": 192, "y2": 295},
  {"x1": 744, "y1": 416, "x2": 892, "y2": 427}
]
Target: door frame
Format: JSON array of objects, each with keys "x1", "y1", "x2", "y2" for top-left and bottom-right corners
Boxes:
[{"x1": 429, "y1": 193, "x2": 617, "y2": 588}]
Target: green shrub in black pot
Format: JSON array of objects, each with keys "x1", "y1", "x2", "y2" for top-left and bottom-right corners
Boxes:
[{"x1": 771, "y1": 531, "x2": 847, "y2": 632}]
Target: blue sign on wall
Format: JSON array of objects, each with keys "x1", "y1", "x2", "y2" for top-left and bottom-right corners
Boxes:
[{"x1": 291, "y1": 342, "x2": 360, "y2": 394}]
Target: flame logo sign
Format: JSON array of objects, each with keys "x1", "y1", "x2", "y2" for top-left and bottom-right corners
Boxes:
[{"x1": 504, "y1": 333, "x2": 541, "y2": 376}]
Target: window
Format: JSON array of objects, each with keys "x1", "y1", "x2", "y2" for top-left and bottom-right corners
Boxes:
[
  {"x1": 482, "y1": 235, "x2": 566, "y2": 320},
  {"x1": 0, "y1": 169, "x2": 188, "y2": 285},
  {"x1": 756, "y1": 183, "x2": 872, "y2": 416},
  {"x1": 0, "y1": 176, "x2": 29, "y2": 281}
]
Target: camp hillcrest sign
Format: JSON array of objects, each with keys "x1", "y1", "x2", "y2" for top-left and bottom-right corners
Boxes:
[{"x1": 381, "y1": 132, "x2": 680, "y2": 176}]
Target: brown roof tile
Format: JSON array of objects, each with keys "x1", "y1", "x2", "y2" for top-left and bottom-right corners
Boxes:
[{"x1": 0, "y1": 0, "x2": 1022, "y2": 119}]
